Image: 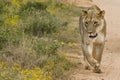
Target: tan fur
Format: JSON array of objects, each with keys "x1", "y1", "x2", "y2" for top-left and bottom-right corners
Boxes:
[{"x1": 79, "y1": 5, "x2": 106, "y2": 73}]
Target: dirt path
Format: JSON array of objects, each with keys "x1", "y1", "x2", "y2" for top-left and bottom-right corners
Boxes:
[{"x1": 69, "y1": 0, "x2": 120, "y2": 80}]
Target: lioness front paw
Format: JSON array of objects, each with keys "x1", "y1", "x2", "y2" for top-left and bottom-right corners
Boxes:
[
  {"x1": 93, "y1": 64, "x2": 102, "y2": 73},
  {"x1": 93, "y1": 68, "x2": 102, "y2": 73}
]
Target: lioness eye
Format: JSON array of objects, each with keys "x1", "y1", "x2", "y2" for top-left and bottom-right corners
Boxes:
[
  {"x1": 94, "y1": 21, "x2": 98, "y2": 25},
  {"x1": 85, "y1": 21, "x2": 88, "y2": 25}
]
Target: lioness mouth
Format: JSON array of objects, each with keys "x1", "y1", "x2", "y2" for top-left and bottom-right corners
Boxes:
[{"x1": 89, "y1": 33, "x2": 98, "y2": 38}]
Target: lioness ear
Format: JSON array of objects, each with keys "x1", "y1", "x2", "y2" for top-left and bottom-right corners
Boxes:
[
  {"x1": 82, "y1": 10, "x2": 88, "y2": 16},
  {"x1": 98, "y1": 10, "x2": 105, "y2": 18}
]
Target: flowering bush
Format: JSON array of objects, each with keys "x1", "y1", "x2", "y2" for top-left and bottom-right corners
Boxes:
[{"x1": 0, "y1": 62, "x2": 52, "y2": 80}]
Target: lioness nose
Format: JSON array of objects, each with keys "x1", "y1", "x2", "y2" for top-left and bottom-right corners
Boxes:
[{"x1": 88, "y1": 32, "x2": 93, "y2": 34}]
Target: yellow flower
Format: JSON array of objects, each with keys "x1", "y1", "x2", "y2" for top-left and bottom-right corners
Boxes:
[
  {"x1": 54, "y1": 40, "x2": 58, "y2": 42},
  {"x1": 61, "y1": 42, "x2": 65, "y2": 45},
  {"x1": 72, "y1": 43, "x2": 77, "y2": 46},
  {"x1": 12, "y1": 0, "x2": 20, "y2": 8},
  {"x1": 20, "y1": 67, "x2": 52, "y2": 80}
]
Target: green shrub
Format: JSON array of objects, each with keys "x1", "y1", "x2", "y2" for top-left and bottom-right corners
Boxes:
[
  {"x1": 0, "y1": 2, "x2": 4, "y2": 14},
  {"x1": 0, "y1": 27, "x2": 23, "y2": 50},
  {"x1": 21, "y1": 1, "x2": 47, "y2": 11},
  {"x1": 0, "y1": 31, "x2": 8, "y2": 49},
  {"x1": 33, "y1": 38, "x2": 60, "y2": 56},
  {"x1": 24, "y1": 10, "x2": 67, "y2": 37},
  {"x1": 44, "y1": 54, "x2": 73, "y2": 80},
  {"x1": 19, "y1": 1, "x2": 48, "y2": 18}
]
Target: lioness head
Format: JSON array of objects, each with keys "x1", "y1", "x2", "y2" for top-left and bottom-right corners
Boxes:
[{"x1": 82, "y1": 6, "x2": 105, "y2": 38}]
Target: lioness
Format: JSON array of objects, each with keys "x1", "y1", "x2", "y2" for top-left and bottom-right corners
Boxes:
[{"x1": 79, "y1": 5, "x2": 106, "y2": 73}]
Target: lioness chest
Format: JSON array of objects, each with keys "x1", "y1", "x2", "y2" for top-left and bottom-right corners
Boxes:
[{"x1": 89, "y1": 32, "x2": 105, "y2": 44}]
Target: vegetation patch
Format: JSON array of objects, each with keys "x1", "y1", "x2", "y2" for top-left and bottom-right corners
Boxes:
[{"x1": 0, "y1": 0, "x2": 81, "y2": 80}]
